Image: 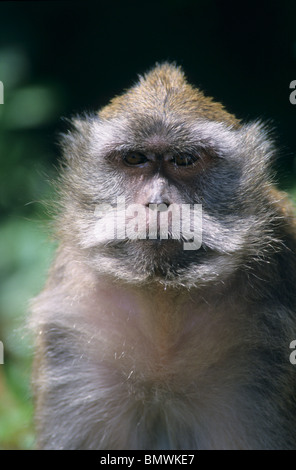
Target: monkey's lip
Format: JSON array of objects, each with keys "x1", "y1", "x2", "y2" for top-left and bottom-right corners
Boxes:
[
  {"x1": 127, "y1": 233, "x2": 184, "y2": 244},
  {"x1": 134, "y1": 237, "x2": 181, "y2": 246},
  {"x1": 108, "y1": 236, "x2": 181, "y2": 245},
  {"x1": 107, "y1": 236, "x2": 184, "y2": 249},
  {"x1": 110, "y1": 238, "x2": 210, "y2": 258}
]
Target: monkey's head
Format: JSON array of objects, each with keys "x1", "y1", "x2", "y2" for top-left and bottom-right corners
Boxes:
[{"x1": 59, "y1": 63, "x2": 276, "y2": 287}]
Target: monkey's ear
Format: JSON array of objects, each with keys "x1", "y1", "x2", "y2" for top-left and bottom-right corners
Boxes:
[
  {"x1": 71, "y1": 114, "x2": 95, "y2": 132},
  {"x1": 60, "y1": 114, "x2": 96, "y2": 161},
  {"x1": 229, "y1": 120, "x2": 277, "y2": 193},
  {"x1": 69, "y1": 113, "x2": 99, "y2": 135},
  {"x1": 239, "y1": 120, "x2": 276, "y2": 166}
]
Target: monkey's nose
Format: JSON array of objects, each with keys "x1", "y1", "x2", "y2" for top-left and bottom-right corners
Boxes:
[{"x1": 147, "y1": 202, "x2": 169, "y2": 211}]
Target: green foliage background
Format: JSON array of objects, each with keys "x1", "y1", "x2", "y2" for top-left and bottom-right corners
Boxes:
[
  {"x1": 0, "y1": 0, "x2": 295, "y2": 449},
  {"x1": 0, "y1": 48, "x2": 60, "y2": 449}
]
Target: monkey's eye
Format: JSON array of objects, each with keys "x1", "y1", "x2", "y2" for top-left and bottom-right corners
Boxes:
[
  {"x1": 123, "y1": 153, "x2": 148, "y2": 166},
  {"x1": 172, "y1": 154, "x2": 197, "y2": 166}
]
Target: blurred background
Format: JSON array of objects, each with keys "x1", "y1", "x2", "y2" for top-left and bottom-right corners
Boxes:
[{"x1": 0, "y1": 0, "x2": 296, "y2": 449}]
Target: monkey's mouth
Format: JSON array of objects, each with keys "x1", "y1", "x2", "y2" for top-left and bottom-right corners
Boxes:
[
  {"x1": 93, "y1": 202, "x2": 202, "y2": 251},
  {"x1": 120, "y1": 209, "x2": 201, "y2": 251},
  {"x1": 108, "y1": 234, "x2": 202, "y2": 254},
  {"x1": 106, "y1": 237, "x2": 208, "y2": 267}
]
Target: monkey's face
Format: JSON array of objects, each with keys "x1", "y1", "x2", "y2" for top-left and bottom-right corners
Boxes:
[{"x1": 60, "y1": 65, "x2": 274, "y2": 286}]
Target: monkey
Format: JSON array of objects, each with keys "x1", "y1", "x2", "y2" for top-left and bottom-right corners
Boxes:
[{"x1": 30, "y1": 63, "x2": 296, "y2": 450}]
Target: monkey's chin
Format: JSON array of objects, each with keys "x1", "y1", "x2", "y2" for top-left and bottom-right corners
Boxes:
[
  {"x1": 108, "y1": 236, "x2": 195, "y2": 257},
  {"x1": 88, "y1": 239, "x2": 236, "y2": 288}
]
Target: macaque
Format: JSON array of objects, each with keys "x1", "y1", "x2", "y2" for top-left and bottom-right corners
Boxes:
[{"x1": 31, "y1": 63, "x2": 296, "y2": 450}]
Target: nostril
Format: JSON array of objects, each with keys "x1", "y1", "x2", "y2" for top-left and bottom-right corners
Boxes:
[
  {"x1": 146, "y1": 202, "x2": 169, "y2": 211},
  {"x1": 157, "y1": 203, "x2": 169, "y2": 212}
]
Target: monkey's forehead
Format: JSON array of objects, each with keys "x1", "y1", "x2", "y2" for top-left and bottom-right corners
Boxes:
[
  {"x1": 98, "y1": 63, "x2": 240, "y2": 128},
  {"x1": 82, "y1": 115, "x2": 260, "y2": 164}
]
